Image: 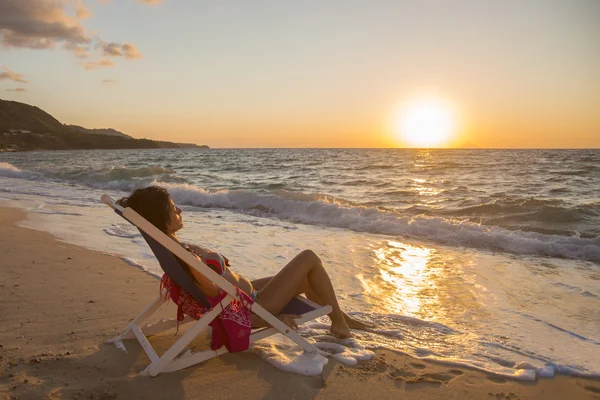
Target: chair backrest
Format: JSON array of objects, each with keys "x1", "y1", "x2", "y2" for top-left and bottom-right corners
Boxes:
[{"x1": 113, "y1": 208, "x2": 211, "y2": 308}]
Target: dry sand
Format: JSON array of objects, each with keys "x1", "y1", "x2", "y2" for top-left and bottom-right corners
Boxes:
[{"x1": 1, "y1": 205, "x2": 599, "y2": 400}]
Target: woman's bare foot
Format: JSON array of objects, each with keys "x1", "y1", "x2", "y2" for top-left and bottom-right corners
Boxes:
[
  {"x1": 330, "y1": 320, "x2": 352, "y2": 339},
  {"x1": 344, "y1": 315, "x2": 373, "y2": 330}
]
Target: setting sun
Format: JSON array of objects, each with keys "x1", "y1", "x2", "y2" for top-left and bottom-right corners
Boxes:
[{"x1": 394, "y1": 98, "x2": 457, "y2": 148}]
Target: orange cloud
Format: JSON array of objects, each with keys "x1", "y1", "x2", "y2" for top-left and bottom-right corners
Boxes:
[
  {"x1": 80, "y1": 59, "x2": 115, "y2": 70},
  {"x1": 64, "y1": 42, "x2": 90, "y2": 58},
  {"x1": 98, "y1": 42, "x2": 123, "y2": 56},
  {"x1": 0, "y1": 66, "x2": 28, "y2": 83},
  {"x1": 97, "y1": 41, "x2": 142, "y2": 60},
  {"x1": 0, "y1": 0, "x2": 141, "y2": 66},
  {"x1": 6, "y1": 88, "x2": 27, "y2": 92},
  {"x1": 122, "y1": 43, "x2": 142, "y2": 60},
  {"x1": 0, "y1": 0, "x2": 89, "y2": 50},
  {"x1": 75, "y1": 0, "x2": 91, "y2": 19}
]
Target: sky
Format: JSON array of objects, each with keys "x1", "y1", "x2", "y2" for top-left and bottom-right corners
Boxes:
[{"x1": 1, "y1": 0, "x2": 599, "y2": 148}]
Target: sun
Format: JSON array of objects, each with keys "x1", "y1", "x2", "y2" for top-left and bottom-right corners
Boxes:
[{"x1": 393, "y1": 98, "x2": 457, "y2": 148}]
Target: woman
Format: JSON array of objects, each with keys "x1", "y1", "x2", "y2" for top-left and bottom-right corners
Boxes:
[{"x1": 118, "y1": 186, "x2": 369, "y2": 339}]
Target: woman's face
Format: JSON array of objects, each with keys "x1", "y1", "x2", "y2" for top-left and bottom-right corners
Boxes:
[{"x1": 166, "y1": 198, "x2": 183, "y2": 234}]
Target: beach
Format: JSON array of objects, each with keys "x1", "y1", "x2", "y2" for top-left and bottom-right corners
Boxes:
[
  {"x1": 1, "y1": 205, "x2": 599, "y2": 400},
  {"x1": 2, "y1": 0, "x2": 598, "y2": 396}
]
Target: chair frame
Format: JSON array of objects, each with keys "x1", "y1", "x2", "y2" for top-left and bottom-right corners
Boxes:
[{"x1": 101, "y1": 194, "x2": 332, "y2": 376}]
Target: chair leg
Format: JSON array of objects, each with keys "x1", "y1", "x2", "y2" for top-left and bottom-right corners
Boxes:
[
  {"x1": 251, "y1": 303, "x2": 320, "y2": 353},
  {"x1": 108, "y1": 295, "x2": 163, "y2": 346},
  {"x1": 139, "y1": 316, "x2": 195, "y2": 337},
  {"x1": 108, "y1": 290, "x2": 330, "y2": 376},
  {"x1": 160, "y1": 303, "x2": 333, "y2": 374},
  {"x1": 144, "y1": 296, "x2": 233, "y2": 376}
]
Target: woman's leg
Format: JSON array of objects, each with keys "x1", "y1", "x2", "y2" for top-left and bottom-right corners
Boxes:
[
  {"x1": 252, "y1": 275, "x2": 372, "y2": 330},
  {"x1": 250, "y1": 276, "x2": 272, "y2": 291},
  {"x1": 254, "y1": 250, "x2": 352, "y2": 338},
  {"x1": 295, "y1": 278, "x2": 372, "y2": 330}
]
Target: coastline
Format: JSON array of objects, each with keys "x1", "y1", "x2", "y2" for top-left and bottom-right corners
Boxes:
[
  {"x1": 1, "y1": 205, "x2": 599, "y2": 400},
  {"x1": 0, "y1": 146, "x2": 209, "y2": 153}
]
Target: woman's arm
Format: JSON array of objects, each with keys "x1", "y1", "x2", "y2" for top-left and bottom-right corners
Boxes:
[
  {"x1": 183, "y1": 242, "x2": 214, "y2": 258},
  {"x1": 183, "y1": 242, "x2": 229, "y2": 270},
  {"x1": 183, "y1": 252, "x2": 220, "y2": 297}
]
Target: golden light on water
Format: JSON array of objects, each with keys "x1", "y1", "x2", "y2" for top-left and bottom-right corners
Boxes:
[
  {"x1": 392, "y1": 97, "x2": 458, "y2": 148},
  {"x1": 411, "y1": 177, "x2": 443, "y2": 197},
  {"x1": 380, "y1": 244, "x2": 432, "y2": 315},
  {"x1": 357, "y1": 240, "x2": 483, "y2": 325},
  {"x1": 360, "y1": 241, "x2": 438, "y2": 317}
]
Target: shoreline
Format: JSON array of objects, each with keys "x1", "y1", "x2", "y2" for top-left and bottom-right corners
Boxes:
[{"x1": 1, "y1": 205, "x2": 599, "y2": 399}]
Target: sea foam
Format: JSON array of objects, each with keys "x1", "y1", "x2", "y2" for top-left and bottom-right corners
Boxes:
[
  {"x1": 159, "y1": 182, "x2": 600, "y2": 262},
  {"x1": 0, "y1": 162, "x2": 35, "y2": 179}
]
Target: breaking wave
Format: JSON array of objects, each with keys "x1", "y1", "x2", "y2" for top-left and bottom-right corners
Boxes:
[{"x1": 161, "y1": 182, "x2": 600, "y2": 262}]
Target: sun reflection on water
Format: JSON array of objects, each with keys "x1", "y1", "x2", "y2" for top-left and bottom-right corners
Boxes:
[
  {"x1": 360, "y1": 241, "x2": 438, "y2": 318},
  {"x1": 410, "y1": 177, "x2": 443, "y2": 197},
  {"x1": 356, "y1": 239, "x2": 484, "y2": 329}
]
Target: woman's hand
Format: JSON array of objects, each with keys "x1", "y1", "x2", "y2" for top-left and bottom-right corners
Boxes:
[
  {"x1": 277, "y1": 313, "x2": 301, "y2": 330},
  {"x1": 184, "y1": 243, "x2": 213, "y2": 258}
]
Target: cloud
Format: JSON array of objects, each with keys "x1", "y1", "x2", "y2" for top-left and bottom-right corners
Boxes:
[
  {"x1": 80, "y1": 59, "x2": 115, "y2": 70},
  {"x1": 0, "y1": 1, "x2": 142, "y2": 63},
  {"x1": 0, "y1": 0, "x2": 90, "y2": 50},
  {"x1": 98, "y1": 41, "x2": 142, "y2": 59},
  {"x1": 75, "y1": 0, "x2": 91, "y2": 20},
  {"x1": 98, "y1": 41, "x2": 123, "y2": 56},
  {"x1": 122, "y1": 43, "x2": 142, "y2": 59},
  {"x1": 64, "y1": 42, "x2": 90, "y2": 58},
  {"x1": 6, "y1": 88, "x2": 27, "y2": 92},
  {"x1": 0, "y1": 65, "x2": 28, "y2": 83},
  {"x1": 101, "y1": 79, "x2": 116, "y2": 85}
]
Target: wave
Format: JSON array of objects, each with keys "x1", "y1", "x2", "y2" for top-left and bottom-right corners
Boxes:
[
  {"x1": 380, "y1": 189, "x2": 413, "y2": 197},
  {"x1": 442, "y1": 198, "x2": 600, "y2": 226},
  {"x1": 549, "y1": 169, "x2": 594, "y2": 176},
  {"x1": 159, "y1": 182, "x2": 600, "y2": 262},
  {"x1": 0, "y1": 162, "x2": 186, "y2": 191},
  {"x1": 0, "y1": 162, "x2": 37, "y2": 179},
  {"x1": 48, "y1": 166, "x2": 177, "y2": 182},
  {"x1": 355, "y1": 164, "x2": 397, "y2": 171},
  {"x1": 103, "y1": 224, "x2": 138, "y2": 238},
  {"x1": 3, "y1": 162, "x2": 600, "y2": 260},
  {"x1": 548, "y1": 187, "x2": 570, "y2": 194}
]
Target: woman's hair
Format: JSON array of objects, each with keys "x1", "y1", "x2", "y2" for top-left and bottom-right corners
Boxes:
[
  {"x1": 117, "y1": 186, "x2": 172, "y2": 233},
  {"x1": 119, "y1": 186, "x2": 199, "y2": 285},
  {"x1": 118, "y1": 186, "x2": 205, "y2": 288}
]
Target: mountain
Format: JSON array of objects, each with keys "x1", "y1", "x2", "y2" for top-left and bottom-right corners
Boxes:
[
  {"x1": 0, "y1": 99, "x2": 209, "y2": 152},
  {"x1": 65, "y1": 125, "x2": 132, "y2": 139}
]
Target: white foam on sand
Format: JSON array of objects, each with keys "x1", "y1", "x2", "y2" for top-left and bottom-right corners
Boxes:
[
  {"x1": 120, "y1": 257, "x2": 161, "y2": 280},
  {"x1": 250, "y1": 326, "x2": 375, "y2": 376},
  {"x1": 0, "y1": 180, "x2": 163, "y2": 276}
]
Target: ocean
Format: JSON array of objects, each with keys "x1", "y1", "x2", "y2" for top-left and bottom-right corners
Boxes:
[{"x1": 1, "y1": 148, "x2": 599, "y2": 379}]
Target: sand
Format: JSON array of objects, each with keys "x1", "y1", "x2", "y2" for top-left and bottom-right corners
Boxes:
[{"x1": 1, "y1": 205, "x2": 599, "y2": 400}]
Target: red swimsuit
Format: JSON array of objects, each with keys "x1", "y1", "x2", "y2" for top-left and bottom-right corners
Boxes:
[{"x1": 159, "y1": 249, "x2": 254, "y2": 353}]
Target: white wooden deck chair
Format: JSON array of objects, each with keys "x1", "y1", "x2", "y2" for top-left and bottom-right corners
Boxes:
[{"x1": 101, "y1": 194, "x2": 332, "y2": 376}]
